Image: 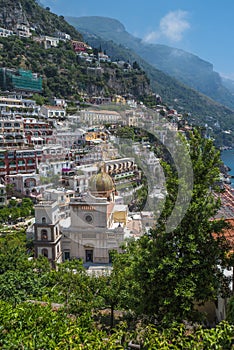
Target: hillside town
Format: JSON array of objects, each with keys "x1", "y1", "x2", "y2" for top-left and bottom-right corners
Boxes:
[
  {"x1": 0, "y1": 18, "x2": 185, "y2": 267},
  {"x1": 0, "y1": 2, "x2": 234, "y2": 347},
  {"x1": 0, "y1": 89, "x2": 169, "y2": 261},
  {"x1": 0, "y1": 72, "x2": 234, "y2": 317}
]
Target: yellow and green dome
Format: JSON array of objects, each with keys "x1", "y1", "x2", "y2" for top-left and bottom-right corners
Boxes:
[{"x1": 89, "y1": 170, "x2": 114, "y2": 197}]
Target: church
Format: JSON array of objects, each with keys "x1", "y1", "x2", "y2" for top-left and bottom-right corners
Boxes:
[{"x1": 33, "y1": 169, "x2": 129, "y2": 266}]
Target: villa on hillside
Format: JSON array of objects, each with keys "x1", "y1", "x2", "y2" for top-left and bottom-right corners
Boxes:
[{"x1": 40, "y1": 105, "x2": 66, "y2": 119}]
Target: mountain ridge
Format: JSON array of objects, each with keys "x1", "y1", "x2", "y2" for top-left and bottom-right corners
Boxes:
[
  {"x1": 67, "y1": 15, "x2": 234, "y2": 110},
  {"x1": 67, "y1": 28, "x2": 234, "y2": 145}
]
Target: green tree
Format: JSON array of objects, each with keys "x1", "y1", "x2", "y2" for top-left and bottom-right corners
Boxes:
[
  {"x1": 96, "y1": 256, "x2": 131, "y2": 328},
  {"x1": 227, "y1": 295, "x2": 234, "y2": 324},
  {"x1": 113, "y1": 129, "x2": 231, "y2": 325},
  {"x1": 32, "y1": 93, "x2": 45, "y2": 106},
  {"x1": 46, "y1": 260, "x2": 99, "y2": 317},
  {"x1": 116, "y1": 126, "x2": 135, "y2": 140},
  {"x1": 133, "y1": 61, "x2": 140, "y2": 70}
]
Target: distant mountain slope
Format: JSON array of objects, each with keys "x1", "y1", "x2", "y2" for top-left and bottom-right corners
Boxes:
[
  {"x1": 222, "y1": 77, "x2": 234, "y2": 95},
  {"x1": 64, "y1": 27, "x2": 234, "y2": 136},
  {"x1": 67, "y1": 16, "x2": 234, "y2": 110}
]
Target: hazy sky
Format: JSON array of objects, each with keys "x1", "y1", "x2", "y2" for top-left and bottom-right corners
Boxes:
[{"x1": 39, "y1": 0, "x2": 234, "y2": 79}]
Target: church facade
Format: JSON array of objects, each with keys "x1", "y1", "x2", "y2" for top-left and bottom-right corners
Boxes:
[{"x1": 33, "y1": 170, "x2": 128, "y2": 265}]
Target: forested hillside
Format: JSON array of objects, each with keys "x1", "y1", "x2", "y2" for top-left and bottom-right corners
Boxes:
[{"x1": 0, "y1": 0, "x2": 151, "y2": 102}]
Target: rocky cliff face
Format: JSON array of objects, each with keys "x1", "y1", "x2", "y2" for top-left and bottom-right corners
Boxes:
[
  {"x1": 0, "y1": 0, "x2": 82, "y2": 39},
  {"x1": 0, "y1": 1, "x2": 29, "y2": 29}
]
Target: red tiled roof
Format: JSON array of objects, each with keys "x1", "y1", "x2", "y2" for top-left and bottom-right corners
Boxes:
[
  {"x1": 222, "y1": 218, "x2": 234, "y2": 249},
  {"x1": 214, "y1": 184, "x2": 234, "y2": 219}
]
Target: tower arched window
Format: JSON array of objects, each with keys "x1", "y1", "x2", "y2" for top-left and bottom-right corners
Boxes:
[
  {"x1": 41, "y1": 248, "x2": 48, "y2": 258},
  {"x1": 42, "y1": 217, "x2": 46, "y2": 224},
  {"x1": 41, "y1": 229, "x2": 48, "y2": 240}
]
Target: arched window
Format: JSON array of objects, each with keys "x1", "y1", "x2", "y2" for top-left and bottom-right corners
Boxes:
[
  {"x1": 41, "y1": 248, "x2": 48, "y2": 258},
  {"x1": 42, "y1": 217, "x2": 46, "y2": 224},
  {"x1": 41, "y1": 229, "x2": 48, "y2": 240}
]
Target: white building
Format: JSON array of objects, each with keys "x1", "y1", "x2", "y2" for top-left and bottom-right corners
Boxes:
[
  {"x1": 44, "y1": 188, "x2": 75, "y2": 219},
  {"x1": 80, "y1": 110, "x2": 121, "y2": 125},
  {"x1": 41, "y1": 36, "x2": 60, "y2": 49},
  {"x1": 55, "y1": 32, "x2": 71, "y2": 41},
  {"x1": 16, "y1": 24, "x2": 31, "y2": 38},
  {"x1": 0, "y1": 27, "x2": 14, "y2": 37},
  {"x1": 39, "y1": 159, "x2": 72, "y2": 177},
  {"x1": 40, "y1": 105, "x2": 66, "y2": 119},
  {"x1": 55, "y1": 129, "x2": 86, "y2": 148}
]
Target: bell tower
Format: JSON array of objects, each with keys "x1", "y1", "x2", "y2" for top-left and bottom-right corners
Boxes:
[{"x1": 34, "y1": 201, "x2": 62, "y2": 267}]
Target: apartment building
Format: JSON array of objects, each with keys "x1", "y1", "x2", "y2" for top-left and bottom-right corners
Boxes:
[
  {"x1": 80, "y1": 110, "x2": 121, "y2": 125},
  {"x1": 24, "y1": 118, "x2": 54, "y2": 145},
  {"x1": 0, "y1": 116, "x2": 26, "y2": 147},
  {"x1": 0, "y1": 148, "x2": 42, "y2": 177}
]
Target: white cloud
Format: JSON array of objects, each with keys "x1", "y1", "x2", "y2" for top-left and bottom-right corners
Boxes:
[
  {"x1": 220, "y1": 72, "x2": 234, "y2": 81},
  {"x1": 144, "y1": 31, "x2": 160, "y2": 43},
  {"x1": 143, "y1": 10, "x2": 190, "y2": 44}
]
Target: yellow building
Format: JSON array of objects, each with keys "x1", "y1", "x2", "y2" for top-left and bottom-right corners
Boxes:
[
  {"x1": 112, "y1": 95, "x2": 126, "y2": 105},
  {"x1": 85, "y1": 131, "x2": 108, "y2": 142}
]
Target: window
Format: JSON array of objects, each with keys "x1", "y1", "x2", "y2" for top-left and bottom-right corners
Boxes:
[
  {"x1": 41, "y1": 229, "x2": 48, "y2": 240},
  {"x1": 85, "y1": 249, "x2": 93, "y2": 262},
  {"x1": 41, "y1": 248, "x2": 48, "y2": 258},
  {"x1": 4, "y1": 123, "x2": 12, "y2": 128},
  {"x1": 85, "y1": 214, "x2": 93, "y2": 224},
  {"x1": 8, "y1": 152, "x2": 14, "y2": 158},
  {"x1": 18, "y1": 160, "x2": 25, "y2": 166},
  {"x1": 42, "y1": 217, "x2": 46, "y2": 224},
  {"x1": 64, "y1": 251, "x2": 70, "y2": 260}
]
